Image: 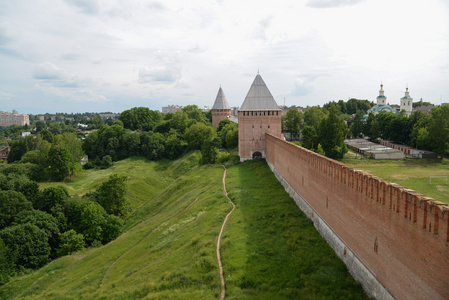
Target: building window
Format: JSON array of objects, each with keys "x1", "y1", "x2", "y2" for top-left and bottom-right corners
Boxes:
[{"x1": 268, "y1": 125, "x2": 270, "y2": 128}]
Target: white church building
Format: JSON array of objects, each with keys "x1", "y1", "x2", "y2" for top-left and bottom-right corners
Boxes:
[{"x1": 365, "y1": 83, "x2": 413, "y2": 118}]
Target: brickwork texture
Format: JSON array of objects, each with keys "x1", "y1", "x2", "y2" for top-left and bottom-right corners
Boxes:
[{"x1": 265, "y1": 133, "x2": 449, "y2": 300}]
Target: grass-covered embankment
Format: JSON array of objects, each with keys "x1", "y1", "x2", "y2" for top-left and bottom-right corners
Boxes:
[
  {"x1": 221, "y1": 160, "x2": 367, "y2": 299},
  {"x1": 341, "y1": 156, "x2": 449, "y2": 204},
  {"x1": 0, "y1": 154, "x2": 368, "y2": 299}
]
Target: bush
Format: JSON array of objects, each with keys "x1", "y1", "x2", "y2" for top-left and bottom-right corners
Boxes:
[
  {"x1": 216, "y1": 152, "x2": 231, "y2": 164},
  {"x1": 57, "y1": 230, "x2": 85, "y2": 256}
]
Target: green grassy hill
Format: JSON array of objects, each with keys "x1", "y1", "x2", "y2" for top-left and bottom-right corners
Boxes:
[{"x1": 0, "y1": 154, "x2": 367, "y2": 299}]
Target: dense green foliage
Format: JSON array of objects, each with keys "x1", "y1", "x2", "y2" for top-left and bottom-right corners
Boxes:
[
  {"x1": 0, "y1": 167, "x2": 127, "y2": 286},
  {"x1": 323, "y1": 98, "x2": 374, "y2": 115},
  {"x1": 298, "y1": 105, "x2": 348, "y2": 159},
  {"x1": 282, "y1": 107, "x2": 303, "y2": 137},
  {"x1": 361, "y1": 105, "x2": 449, "y2": 158}
]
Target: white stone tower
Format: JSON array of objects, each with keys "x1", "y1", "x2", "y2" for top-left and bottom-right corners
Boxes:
[
  {"x1": 377, "y1": 83, "x2": 387, "y2": 105},
  {"x1": 400, "y1": 86, "x2": 413, "y2": 116}
]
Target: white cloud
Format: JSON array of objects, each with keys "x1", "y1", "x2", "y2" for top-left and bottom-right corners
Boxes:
[
  {"x1": 32, "y1": 62, "x2": 64, "y2": 80},
  {"x1": 138, "y1": 66, "x2": 181, "y2": 83},
  {"x1": 0, "y1": 91, "x2": 14, "y2": 101},
  {"x1": 63, "y1": 0, "x2": 100, "y2": 15},
  {"x1": 0, "y1": 0, "x2": 448, "y2": 113},
  {"x1": 306, "y1": 0, "x2": 366, "y2": 8}
]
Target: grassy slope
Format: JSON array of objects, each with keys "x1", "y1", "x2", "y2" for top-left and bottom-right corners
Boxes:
[
  {"x1": 341, "y1": 156, "x2": 449, "y2": 204},
  {"x1": 0, "y1": 155, "x2": 367, "y2": 299},
  {"x1": 222, "y1": 160, "x2": 367, "y2": 299},
  {"x1": 39, "y1": 156, "x2": 173, "y2": 209}
]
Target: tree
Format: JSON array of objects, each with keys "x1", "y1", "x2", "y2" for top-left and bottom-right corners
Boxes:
[
  {"x1": 182, "y1": 105, "x2": 208, "y2": 124},
  {"x1": 301, "y1": 125, "x2": 317, "y2": 150},
  {"x1": 7, "y1": 139, "x2": 28, "y2": 163},
  {"x1": 350, "y1": 110, "x2": 365, "y2": 138},
  {"x1": 121, "y1": 131, "x2": 141, "y2": 157},
  {"x1": 74, "y1": 201, "x2": 123, "y2": 245},
  {"x1": 13, "y1": 209, "x2": 60, "y2": 256},
  {"x1": 428, "y1": 105, "x2": 449, "y2": 158},
  {"x1": 200, "y1": 139, "x2": 219, "y2": 165},
  {"x1": 225, "y1": 127, "x2": 238, "y2": 149},
  {"x1": 57, "y1": 230, "x2": 85, "y2": 256},
  {"x1": 169, "y1": 111, "x2": 190, "y2": 133},
  {"x1": 35, "y1": 186, "x2": 69, "y2": 214},
  {"x1": 96, "y1": 174, "x2": 129, "y2": 217},
  {"x1": 0, "y1": 190, "x2": 33, "y2": 229},
  {"x1": 79, "y1": 202, "x2": 106, "y2": 244},
  {"x1": 0, "y1": 223, "x2": 51, "y2": 269},
  {"x1": 38, "y1": 129, "x2": 54, "y2": 143},
  {"x1": 0, "y1": 237, "x2": 13, "y2": 285},
  {"x1": 47, "y1": 144, "x2": 72, "y2": 181},
  {"x1": 283, "y1": 108, "x2": 303, "y2": 138},
  {"x1": 184, "y1": 123, "x2": 216, "y2": 150},
  {"x1": 54, "y1": 132, "x2": 84, "y2": 172},
  {"x1": 140, "y1": 131, "x2": 165, "y2": 160},
  {"x1": 318, "y1": 105, "x2": 348, "y2": 158},
  {"x1": 164, "y1": 130, "x2": 187, "y2": 159},
  {"x1": 304, "y1": 106, "x2": 325, "y2": 131},
  {"x1": 119, "y1": 107, "x2": 162, "y2": 131},
  {"x1": 218, "y1": 119, "x2": 231, "y2": 132}
]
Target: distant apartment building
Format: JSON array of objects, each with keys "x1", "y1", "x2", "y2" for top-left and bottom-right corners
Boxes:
[
  {"x1": 0, "y1": 110, "x2": 30, "y2": 127},
  {"x1": 162, "y1": 105, "x2": 183, "y2": 114},
  {"x1": 99, "y1": 113, "x2": 120, "y2": 120}
]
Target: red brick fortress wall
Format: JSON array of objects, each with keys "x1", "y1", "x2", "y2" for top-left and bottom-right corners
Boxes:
[{"x1": 265, "y1": 133, "x2": 449, "y2": 300}]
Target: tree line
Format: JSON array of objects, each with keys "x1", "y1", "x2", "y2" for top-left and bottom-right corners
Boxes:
[
  {"x1": 282, "y1": 98, "x2": 448, "y2": 159},
  {"x1": 354, "y1": 105, "x2": 449, "y2": 158}
]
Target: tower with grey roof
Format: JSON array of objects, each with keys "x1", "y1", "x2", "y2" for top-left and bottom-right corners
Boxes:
[
  {"x1": 238, "y1": 74, "x2": 282, "y2": 161},
  {"x1": 211, "y1": 87, "x2": 231, "y2": 128}
]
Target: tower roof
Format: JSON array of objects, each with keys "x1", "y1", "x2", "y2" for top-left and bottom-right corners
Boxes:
[
  {"x1": 212, "y1": 87, "x2": 231, "y2": 110},
  {"x1": 240, "y1": 74, "x2": 281, "y2": 111}
]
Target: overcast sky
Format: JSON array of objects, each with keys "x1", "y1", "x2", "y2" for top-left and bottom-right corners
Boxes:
[{"x1": 1, "y1": 0, "x2": 448, "y2": 114}]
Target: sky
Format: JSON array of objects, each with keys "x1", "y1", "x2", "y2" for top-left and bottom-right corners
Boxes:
[{"x1": 0, "y1": 0, "x2": 448, "y2": 114}]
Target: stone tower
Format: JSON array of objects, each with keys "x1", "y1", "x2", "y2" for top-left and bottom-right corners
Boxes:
[
  {"x1": 400, "y1": 86, "x2": 413, "y2": 116},
  {"x1": 211, "y1": 87, "x2": 231, "y2": 128},
  {"x1": 377, "y1": 83, "x2": 387, "y2": 105},
  {"x1": 238, "y1": 74, "x2": 282, "y2": 161}
]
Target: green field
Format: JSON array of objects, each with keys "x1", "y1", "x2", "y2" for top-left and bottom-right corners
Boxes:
[
  {"x1": 0, "y1": 154, "x2": 367, "y2": 299},
  {"x1": 341, "y1": 154, "x2": 449, "y2": 205}
]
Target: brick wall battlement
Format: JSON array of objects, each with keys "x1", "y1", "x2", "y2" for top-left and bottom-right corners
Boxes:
[{"x1": 265, "y1": 133, "x2": 449, "y2": 299}]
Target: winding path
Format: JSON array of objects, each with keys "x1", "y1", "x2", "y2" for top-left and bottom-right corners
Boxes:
[{"x1": 216, "y1": 166, "x2": 236, "y2": 300}]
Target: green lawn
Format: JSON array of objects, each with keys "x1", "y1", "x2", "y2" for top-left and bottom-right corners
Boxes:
[
  {"x1": 340, "y1": 154, "x2": 449, "y2": 204},
  {"x1": 0, "y1": 155, "x2": 368, "y2": 299}
]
